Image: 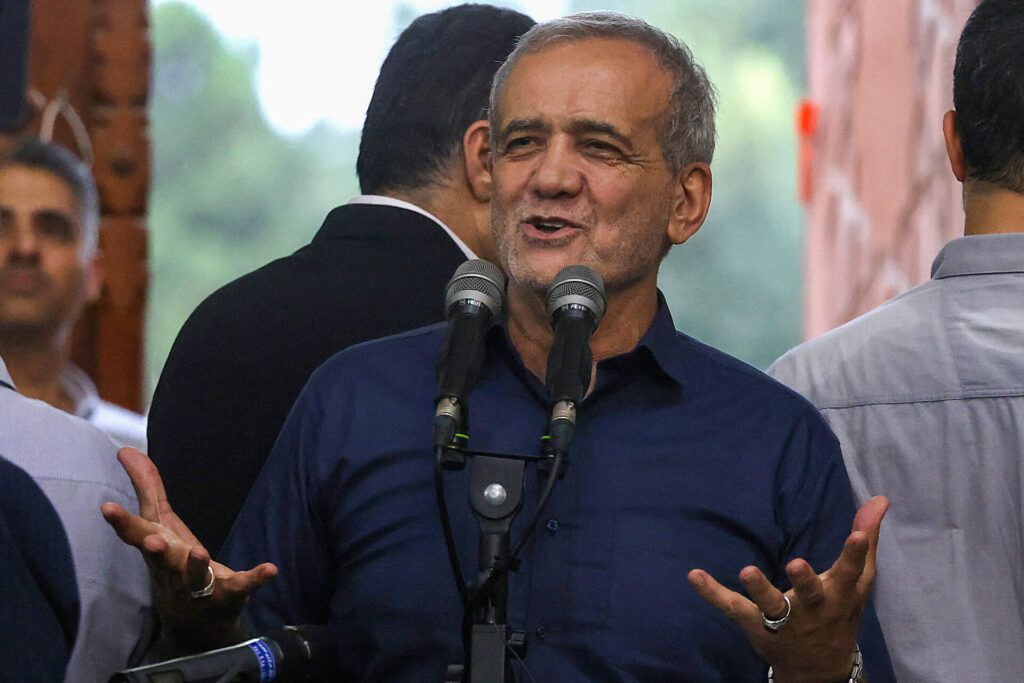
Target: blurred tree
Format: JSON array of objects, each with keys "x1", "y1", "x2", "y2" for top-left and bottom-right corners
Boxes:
[
  {"x1": 572, "y1": 0, "x2": 807, "y2": 369},
  {"x1": 147, "y1": 2, "x2": 360, "y2": 400}
]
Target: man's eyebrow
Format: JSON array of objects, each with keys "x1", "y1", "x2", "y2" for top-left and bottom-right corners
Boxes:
[
  {"x1": 33, "y1": 210, "x2": 75, "y2": 230},
  {"x1": 499, "y1": 118, "x2": 549, "y2": 139},
  {"x1": 568, "y1": 119, "x2": 635, "y2": 151}
]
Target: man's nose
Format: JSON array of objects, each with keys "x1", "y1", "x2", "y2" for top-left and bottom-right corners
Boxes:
[
  {"x1": 531, "y1": 139, "x2": 584, "y2": 199},
  {"x1": 8, "y1": 222, "x2": 41, "y2": 258}
]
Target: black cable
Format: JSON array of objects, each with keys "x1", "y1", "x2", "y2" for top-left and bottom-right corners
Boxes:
[
  {"x1": 434, "y1": 445, "x2": 469, "y2": 609},
  {"x1": 510, "y1": 449, "x2": 564, "y2": 560}
]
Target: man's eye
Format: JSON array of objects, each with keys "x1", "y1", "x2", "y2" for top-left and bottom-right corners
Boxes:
[
  {"x1": 505, "y1": 136, "x2": 536, "y2": 151},
  {"x1": 35, "y1": 215, "x2": 75, "y2": 243},
  {"x1": 584, "y1": 140, "x2": 622, "y2": 155}
]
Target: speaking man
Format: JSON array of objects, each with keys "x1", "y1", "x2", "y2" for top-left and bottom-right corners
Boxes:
[
  {"x1": 106, "y1": 12, "x2": 893, "y2": 681},
  {"x1": 147, "y1": 4, "x2": 535, "y2": 553},
  {"x1": 0, "y1": 138, "x2": 146, "y2": 449},
  {"x1": 769, "y1": 1, "x2": 1024, "y2": 679}
]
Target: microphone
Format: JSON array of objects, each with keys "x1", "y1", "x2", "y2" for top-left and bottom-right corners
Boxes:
[
  {"x1": 544, "y1": 265, "x2": 606, "y2": 454},
  {"x1": 433, "y1": 259, "x2": 506, "y2": 448},
  {"x1": 109, "y1": 625, "x2": 335, "y2": 683}
]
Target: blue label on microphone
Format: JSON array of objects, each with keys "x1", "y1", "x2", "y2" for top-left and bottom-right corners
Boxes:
[{"x1": 248, "y1": 639, "x2": 278, "y2": 681}]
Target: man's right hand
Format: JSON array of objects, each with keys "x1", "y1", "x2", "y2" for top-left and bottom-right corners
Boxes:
[{"x1": 101, "y1": 447, "x2": 278, "y2": 655}]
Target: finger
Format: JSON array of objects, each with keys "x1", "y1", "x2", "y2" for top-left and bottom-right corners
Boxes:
[
  {"x1": 101, "y1": 502, "x2": 164, "y2": 547},
  {"x1": 739, "y1": 565, "x2": 788, "y2": 619},
  {"x1": 219, "y1": 562, "x2": 279, "y2": 597},
  {"x1": 785, "y1": 558, "x2": 825, "y2": 607},
  {"x1": 185, "y1": 546, "x2": 212, "y2": 593},
  {"x1": 688, "y1": 569, "x2": 758, "y2": 625},
  {"x1": 829, "y1": 530, "x2": 870, "y2": 592},
  {"x1": 854, "y1": 495, "x2": 889, "y2": 587},
  {"x1": 117, "y1": 447, "x2": 170, "y2": 522}
]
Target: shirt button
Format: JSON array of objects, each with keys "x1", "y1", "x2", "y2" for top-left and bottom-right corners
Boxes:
[
  {"x1": 545, "y1": 518, "x2": 559, "y2": 533},
  {"x1": 535, "y1": 625, "x2": 548, "y2": 640}
]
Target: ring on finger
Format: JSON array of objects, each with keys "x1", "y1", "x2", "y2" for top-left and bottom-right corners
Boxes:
[
  {"x1": 761, "y1": 594, "x2": 791, "y2": 633},
  {"x1": 190, "y1": 565, "x2": 215, "y2": 599}
]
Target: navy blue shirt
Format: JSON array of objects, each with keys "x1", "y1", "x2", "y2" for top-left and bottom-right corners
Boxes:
[
  {"x1": 224, "y1": 299, "x2": 893, "y2": 681},
  {"x1": 0, "y1": 455, "x2": 79, "y2": 681}
]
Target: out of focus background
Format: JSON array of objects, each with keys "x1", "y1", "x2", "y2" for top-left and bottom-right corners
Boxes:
[
  {"x1": 1, "y1": 0, "x2": 977, "y2": 411},
  {"x1": 147, "y1": 0, "x2": 807, "y2": 401}
]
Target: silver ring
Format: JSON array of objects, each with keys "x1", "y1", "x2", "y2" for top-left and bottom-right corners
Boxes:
[
  {"x1": 761, "y1": 594, "x2": 791, "y2": 633},
  {"x1": 190, "y1": 566, "x2": 215, "y2": 599}
]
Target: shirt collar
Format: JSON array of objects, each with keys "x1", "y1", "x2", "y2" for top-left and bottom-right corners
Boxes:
[
  {"x1": 60, "y1": 364, "x2": 100, "y2": 420},
  {"x1": 490, "y1": 291, "x2": 686, "y2": 391},
  {"x1": 346, "y1": 194, "x2": 478, "y2": 260},
  {"x1": 931, "y1": 233, "x2": 1024, "y2": 280},
  {"x1": 0, "y1": 356, "x2": 13, "y2": 391}
]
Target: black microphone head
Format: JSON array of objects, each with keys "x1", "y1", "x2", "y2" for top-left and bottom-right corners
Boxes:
[
  {"x1": 546, "y1": 265, "x2": 607, "y2": 327},
  {"x1": 444, "y1": 259, "x2": 505, "y2": 317}
]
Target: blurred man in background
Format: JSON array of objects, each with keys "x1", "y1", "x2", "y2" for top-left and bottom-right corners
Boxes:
[
  {"x1": 0, "y1": 137, "x2": 146, "y2": 449},
  {"x1": 1, "y1": 353, "x2": 153, "y2": 681},
  {"x1": 148, "y1": 3, "x2": 535, "y2": 553},
  {"x1": 770, "y1": 1, "x2": 1024, "y2": 679}
]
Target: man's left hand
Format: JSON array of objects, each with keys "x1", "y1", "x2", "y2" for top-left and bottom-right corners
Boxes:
[{"x1": 687, "y1": 496, "x2": 889, "y2": 682}]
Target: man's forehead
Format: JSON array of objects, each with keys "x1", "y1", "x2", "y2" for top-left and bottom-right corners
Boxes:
[
  {"x1": 0, "y1": 165, "x2": 80, "y2": 211},
  {"x1": 496, "y1": 37, "x2": 672, "y2": 136}
]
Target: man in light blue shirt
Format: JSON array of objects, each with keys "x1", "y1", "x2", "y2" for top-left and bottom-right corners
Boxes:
[
  {"x1": 0, "y1": 356, "x2": 153, "y2": 681},
  {"x1": 769, "y1": 1, "x2": 1024, "y2": 679}
]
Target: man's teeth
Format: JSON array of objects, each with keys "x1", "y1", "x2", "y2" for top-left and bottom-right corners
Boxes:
[{"x1": 535, "y1": 220, "x2": 566, "y2": 232}]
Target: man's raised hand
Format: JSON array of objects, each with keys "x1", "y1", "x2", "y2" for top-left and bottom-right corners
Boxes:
[
  {"x1": 101, "y1": 447, "x2": 277, "y2": 653},
  {"x1": 688, "y1": 496, "x2": 889, "y2": 682}
]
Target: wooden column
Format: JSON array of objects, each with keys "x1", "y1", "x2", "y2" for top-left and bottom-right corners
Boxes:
[
  {"x1": 802, "y1": 0, "x2": 977, "y2": 339},
  {"x1": 2, "y1": 0, "x2": 150, "y2": 412}
]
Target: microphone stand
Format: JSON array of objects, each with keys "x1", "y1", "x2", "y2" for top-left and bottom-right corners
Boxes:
[{"x1": 435, "y1": 415, "x2": 566, "y2": 683}]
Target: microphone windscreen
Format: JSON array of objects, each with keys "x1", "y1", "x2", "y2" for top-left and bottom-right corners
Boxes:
[
  {"x1": 444, "y1": 259, "x2": 506, "y2": 315},
  {"x1": 546, "y1": 265, "x2": 607, "y2": 325}
]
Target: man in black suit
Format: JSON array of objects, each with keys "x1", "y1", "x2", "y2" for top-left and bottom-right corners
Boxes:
[{"x1": 147, "y1": 4, "x2": 535, "y2": 553}]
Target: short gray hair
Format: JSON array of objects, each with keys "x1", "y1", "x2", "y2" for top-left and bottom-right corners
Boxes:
[{"x1": 489, "y1": 11, "x2": 717, "y2": 171}]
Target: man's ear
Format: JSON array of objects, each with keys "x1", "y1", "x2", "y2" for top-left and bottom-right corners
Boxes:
[
  {"x1": 666, "y1": 162, "x2": 712, "y2": 246},
  {"x1": 463, "y1": 119, "x2": 492, "y2": 202},
  {"x1": 84, "y1": 248, "x2": 104, "y2": 304},
  {"x1": 943, "y1": 110, "x2": 967, "y2": 183}
]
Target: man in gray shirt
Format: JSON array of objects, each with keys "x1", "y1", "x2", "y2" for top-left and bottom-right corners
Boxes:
[
  {"x1": 769, "y1": 1, "x2": 1024, "y2": 679},
  {"x1": 0, "y1": 355, "x2": 152, "y2": 681}
]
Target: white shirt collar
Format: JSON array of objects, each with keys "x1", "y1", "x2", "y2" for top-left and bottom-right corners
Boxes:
[
  {"x1": 0, "y1": 356, "x2": 13, "y2": 389},
  {"x1": 346, "y1": 194, "x2": 478, "y2": 260}
]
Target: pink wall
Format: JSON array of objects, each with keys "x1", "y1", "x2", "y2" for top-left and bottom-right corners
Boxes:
[{"x1": 802, "y1": 0, "x2": 978, "y2": 339}]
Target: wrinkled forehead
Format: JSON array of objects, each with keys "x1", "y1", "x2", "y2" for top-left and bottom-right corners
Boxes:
[{"x1": 495, "y1": 38, "x2": 673, "y2": 138}]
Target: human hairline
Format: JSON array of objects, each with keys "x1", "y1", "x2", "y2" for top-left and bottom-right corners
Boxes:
[
  {"x1": 488, "y1": 11, "x2": 717, "y2": 173},
  {"x1": 0, "y1": 139, "x2": 100, "y2": 254}
]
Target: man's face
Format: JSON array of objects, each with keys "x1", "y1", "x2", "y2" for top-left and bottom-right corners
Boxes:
[
  {"x1": 0, "y1": 164, "x2": 99, "y2": 337},
  {"x1": 490, "y1": 38, "x2": 681, "y2": 293}
]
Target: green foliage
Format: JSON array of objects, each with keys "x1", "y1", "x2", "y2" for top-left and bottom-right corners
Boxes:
[
  {"x1": 146, "y1": 3, "x2": 360, "y2": 401},
  {"x1": 572, "y1": 0, "x2": 807, "y2": 369}
]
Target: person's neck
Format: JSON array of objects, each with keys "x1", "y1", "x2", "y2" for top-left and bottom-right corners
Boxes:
[
  {"x1": 506, "y1": 275, "x2": 660, "y2": 384},
  {"x1": 386, "y1": 184, "x2": 494, "y2": 262},
  {"x1": 0, "y1": 332, "x2": 75, "y2": 412},
  {"x1": 963, "y1": 182, "x2": 1024, "y2": 236}
]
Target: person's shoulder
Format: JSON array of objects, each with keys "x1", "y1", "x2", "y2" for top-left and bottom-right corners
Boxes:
[
  {"x1": 675, "y1": 331, "x2": 826, "y2": 420},
  {"x1": 308, "y1": 322, "x2": 447, "y2": 389},
  {"x1": 0, "y1": 392, "x2": 128, "y2": 496},
  {"x1": 768, "y1": 279, "x2": 945, "y2": 408}
]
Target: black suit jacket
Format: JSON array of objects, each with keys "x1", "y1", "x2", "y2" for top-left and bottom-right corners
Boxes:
[{"x1": 148, "y1": 203, "x2": 468, "y2": 551}]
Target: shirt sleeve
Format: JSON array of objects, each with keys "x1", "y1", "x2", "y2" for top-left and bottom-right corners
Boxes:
[
  {"x1": 774, "y1": 410, "x2": 896, "y2": 681},
  {"x1": 221, "y1": 375, "x2": 335, "y2": 633}
]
